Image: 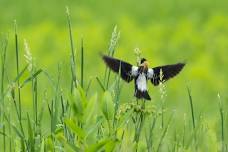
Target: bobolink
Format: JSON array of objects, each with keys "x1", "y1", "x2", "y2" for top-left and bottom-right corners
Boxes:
[{"x1": 102, "y1": 55, "x2": 185, "y2": 100}]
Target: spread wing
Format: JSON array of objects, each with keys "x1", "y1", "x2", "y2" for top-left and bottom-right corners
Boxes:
[
  {"x1": 102, "y1": 55, "x2": 138, "y2": 82},
  {"x1": 147, "y1": 63, "x2": 185, "y2": 86}
]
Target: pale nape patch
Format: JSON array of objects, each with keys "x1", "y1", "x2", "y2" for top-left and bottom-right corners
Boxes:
[
  {"x1": 147, "y1": 68, "x2": 154, "y2": 79},
  {"x1": 136, "y1": 73, "x2": 147, "y2": 91},
  {"x1": 131, "y1": 66, "x2": 138, "y2": 76}
]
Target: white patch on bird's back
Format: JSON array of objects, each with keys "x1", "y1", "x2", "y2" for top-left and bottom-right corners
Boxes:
[
  {"x1": 136, "y1": 73, "x2": 147, "y2": 91},
  {"x1": 147, "y1": 68, "x2": 154, "y2": 79},
  {"x1": 131, "y1": 66, "x2": 138, "y2": 76}
]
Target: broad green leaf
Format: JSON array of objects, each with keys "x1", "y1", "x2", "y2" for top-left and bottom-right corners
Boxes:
[
  {"x1": 40, "y1": 139, "x2": 45, "y2": 152},
  {"x1": 77, "y1": 85, "x2": 88, "y2": 108},
  {"x1": 15, "y1": 138, "x2": 21, "y2": 152},
  {"x1": 105, "y1": 139, "x2": 118, "y2": 152},
  {"x1": 84, "y1": 93, "x2": 97, "y2": 127},
  {"x1": 45, "y1": 136, "x2": 54, "y2": 151},
  {"x1": 85, "y1": 116, "x2": 105, "y2": 144},
  {"x1": 86, "y1": 139, "x2": 113, "y2": 152},
  {"x1": 102, "y1": 91, "x2": 114, "y2": 121},
  {"x1": 64, "y1": 119, "x2": 86, "y2": 140},
  {"x1": 69, "y1": 88, "x2": 84, "y2": 120},
  {"x1": 55, "y1": 132, "x2": 80, "y2": 152}
]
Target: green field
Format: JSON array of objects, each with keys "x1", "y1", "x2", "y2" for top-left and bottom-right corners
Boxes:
[{"x1": 0, "y1": 0, "x2": 228, "y2": 151}]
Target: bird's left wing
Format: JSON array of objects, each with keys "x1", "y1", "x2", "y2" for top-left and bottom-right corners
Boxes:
[
  {"x1": 102, "y1": 55, "x2": 138, "y2": 82},
  {"x1": 147, "y1": 63, "x2": 185, "y2": 86}
]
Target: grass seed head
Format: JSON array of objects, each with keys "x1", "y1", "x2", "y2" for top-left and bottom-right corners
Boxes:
[
  {"x1": 134, "y1": 47, "x2": 142, "y2": 65},
  {"x1": 24, "y1": 39, "x2": 35, "y2": 71}
]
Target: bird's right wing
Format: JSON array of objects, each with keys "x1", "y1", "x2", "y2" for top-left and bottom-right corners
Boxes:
[
  {"x1": 147, "y1": 63, "x2": 185, "y2": 86},
  {"x1": 102, "y1": 55, "x2": 138, "y2": 82}
]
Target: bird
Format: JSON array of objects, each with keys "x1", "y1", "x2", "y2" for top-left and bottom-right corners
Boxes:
[{"x1": 102, "y1": 55, "x2": 185, "y2": 100}]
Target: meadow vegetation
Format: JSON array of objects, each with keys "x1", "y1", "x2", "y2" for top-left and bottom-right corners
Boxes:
[{"x1": 0, "y1": 0, "x2": 228, "y2": 151}]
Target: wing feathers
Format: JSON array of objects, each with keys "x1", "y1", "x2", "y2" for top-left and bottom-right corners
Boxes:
[
  {"x1": 102, "y1": 55, "x2": 185, "y2": 85},
  {"x1": 102, "y1": 55, "x2": 137, "y2": 82},
  {"x1": 149, "y1": 63, "x2": 185, "y2": 86}
]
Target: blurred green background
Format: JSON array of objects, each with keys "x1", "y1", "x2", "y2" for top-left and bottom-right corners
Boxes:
[{"x1": 1, "y1": 0, "x2": 228, "y2": 124}]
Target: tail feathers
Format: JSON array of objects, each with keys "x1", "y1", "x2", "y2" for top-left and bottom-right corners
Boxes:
[{"x1": 135, "y1": 90, "x2": 151, "y2": 100}]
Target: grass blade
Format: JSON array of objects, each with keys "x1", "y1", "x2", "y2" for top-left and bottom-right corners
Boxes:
[
  {"x1": 14, "y1": 20, "x2": 22, "y2": 122},
  {"x1": 66, "y1": 6, "x2": 77, "y2": 91},
  {"x1": 19, "y1": 69, "x2": 42, "y2": 88},
  {"x1": 27, "y1": 113, "x2": 34, "y2": 151},
  {"x1": 218, "y1": 94, "x2": 225, "y2": 152},
  {"x1": 13, "y1": 64, "x2": 28, "y2": 83},
  {"x1": 64, "y1": 119, "x2": 86, "y2": 140},
  {"x1": 81, "y1": 38, "x2": 84, "y2": 88},
  {"x1": 187, "y1": 87, "x2": 195, "y2": 129},
  {"x1": 187, "y1": 87, "x2": 197, "y2": 150},
  {"x1": 156, "y1": 113, "x2": 173, "y2": 152},
  {"x1": 96, "y1": 77, "x2": 105, "y2": 92}
]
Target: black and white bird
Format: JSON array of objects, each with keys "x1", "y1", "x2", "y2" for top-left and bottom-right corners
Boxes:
[{"x1": 102, "y1": 55, "x2": 185, "y2": 100}]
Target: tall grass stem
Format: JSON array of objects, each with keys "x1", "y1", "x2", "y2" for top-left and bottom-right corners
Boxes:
[
  {"x1": 14, "y1": 21, "x2": 22, "y2": 121},
  {"x1": 218, "y1": 94, "x2": 225, "y2": 152},
  {"x1": 80, "y1": 38, "x2": 84, "y2": 88},
  {"x1": 66, "y1": 7, "x2": 77, "y2": 91}
]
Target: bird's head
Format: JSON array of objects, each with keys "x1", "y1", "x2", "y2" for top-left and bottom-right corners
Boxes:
[{"x1": 140, "y1": 58, "x2": 149, "y2": 69}]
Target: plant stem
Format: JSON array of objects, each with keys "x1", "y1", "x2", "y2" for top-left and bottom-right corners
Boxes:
[
  {"x1": 187, "y1": 87, "x2": 195, "y2": 129},
  {"x1": 187, "y1": 87, "x2": 197, "y2": 151},
  {"x1": 156, "y1": 113, "x2": 173, "y2": 152},
  {"x1": 66, "y1": 7, "x2": 77, "y2": 92},
  {"x1": 80, "y1": 38, "x2": 84, "y2": 88},
  {"x1": 218, "y1": 94, "x2": 225, "y2": 152},
  {"x1": 135, "y1": 100, "x2": 145, "y2": 152},
  {"x1": 14, "y1": 21, "x2": 22, "y2": 121}
]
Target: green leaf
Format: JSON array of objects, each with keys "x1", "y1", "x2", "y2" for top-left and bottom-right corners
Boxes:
[
  {"x1": 64, "y1": 119, "x2": 86, "y2": 140},
  {"x1": 77, "y1": 85, "x2": 87, "y2": 106},
  {"x1": 84, "y1": 93, "x2": 97, "y2": 127},
  {"x1": 27, "y1": 113, "x2": 34, "y2": 151},
  {"x1": 55, "y1": 132, "x2": 81, "y2": 152},
  {"x1": 0, "y1": 131, "x2": 7, "y2": 137},
  {"x1": 85, "y1": 116, "x2": 104, "y2": 140},
  {"x1": 11, "y1": 124, "x2": 26, "y2": 150},
  {"x1": 40, "y1": 139, "x2": 45, "y2": 152},
  {"x1": 70, "y1": 88, "x2": 84, "y2": 119},
  {"x1": 86, "y1": 139, "x2": 112, "y2": 152},
  {"x1": 20, "y1": 69, "x2": 42, "y2": 88},
  {"x1": 96, "y1": 77, "x2": 105, "y2": 92},
  {"x1": 12, "y1": 124, "x2": 24, "y2": 139},
  {"x1": 105, "y1": 139, "x2": 118, "y2": 152},
  {"x1": 13, "y1": 64, "x2": 29, "y2": 82},
  {"x1": 116, "y1": 109, "x2": 134, "y2": 130},
  {"x1": 45, "y1": 136, "x2": 54, "y2": 151},
  {"x1": 102, "y1": 91, "x2": 114, "y2": 121}
]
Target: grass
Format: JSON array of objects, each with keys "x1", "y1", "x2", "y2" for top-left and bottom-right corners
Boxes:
[
  {"x1": 218, "y1": 94, "x2": 225, "y2": 152},
  {"x1": 187, "y1": 87, "x2": 197, "y2": 151},
  {"x1": 66, "y1": 6, "x2": 77, "y2": 91},
  {"x1": 0, "y1": 32, "x2": 8, "y2": 152},
  {"x1": 0, "y1": 7, "x2": 228, "y2": 152}
]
